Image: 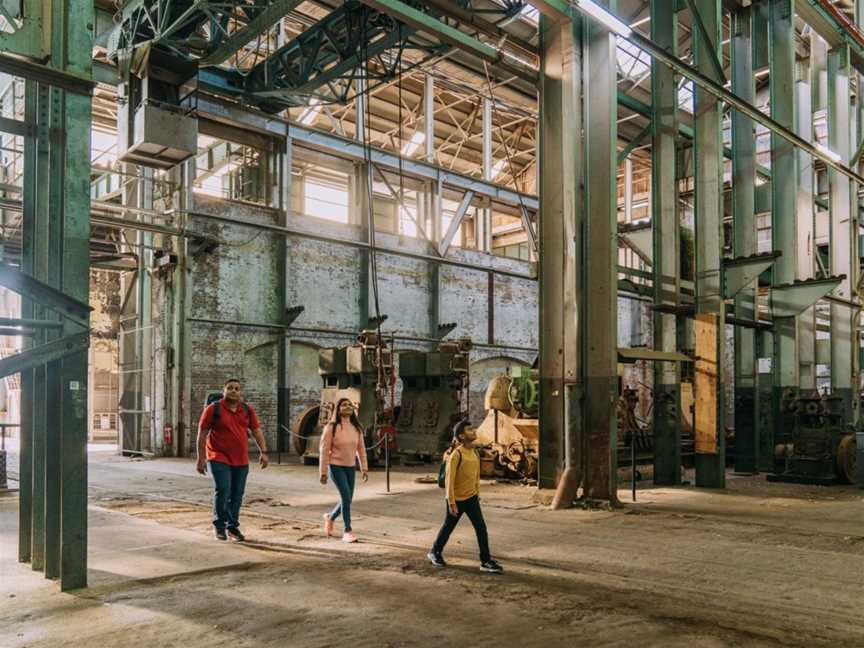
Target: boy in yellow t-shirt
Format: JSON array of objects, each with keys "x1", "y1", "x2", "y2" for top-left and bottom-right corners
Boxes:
[{"x1": 427, "y1": 420, "x2": 503, "y2": 574}]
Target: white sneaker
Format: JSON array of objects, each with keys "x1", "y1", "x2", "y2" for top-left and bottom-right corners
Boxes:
[{"x1": 342, "y1": 531, "x2": 358, "y2": 543}]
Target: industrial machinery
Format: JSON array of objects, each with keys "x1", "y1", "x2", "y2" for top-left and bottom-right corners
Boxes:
[
  {"x1": 475, "y1": 366, "x2": 540, "y2": 480},
  {"x1": 395, "y1": 338, "x2": 472, "y2": 459},
  {"x1": 768, "y1": 391, "x2": 857, "y2": 485},
  {"x1": 292, "y1": 330, "x2": 395, "y2": 464}
]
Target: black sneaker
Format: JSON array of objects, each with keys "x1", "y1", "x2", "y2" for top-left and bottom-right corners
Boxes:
[
  {"x1": 480, "y1": 560, "x2": 503, "y2": 574},
  {"x1": 427, "y1": 551, "x2": 447, "y2": 567},
  {"x1": 227, "y1": 527, "x2": 246, "y2": 542},
  {"x1": 214, "y1": 528, "x2": 227, "y2": 541}
]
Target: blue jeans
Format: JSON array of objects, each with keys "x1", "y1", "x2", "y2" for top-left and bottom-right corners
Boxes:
[
  {"x1": 328, "y1": 465, "x2": 356, "y2": 532},
  {"x1": 209, "y1": 461, "x2": 249, "y2": 531}
]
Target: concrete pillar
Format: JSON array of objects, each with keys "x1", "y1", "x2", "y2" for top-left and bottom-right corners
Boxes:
[
  {"x1": 583, "y1": 0, "x2": 619, "y2": 501},
  {"x1": 538, "y1": 13, "x2": 583, "y2": 491}
]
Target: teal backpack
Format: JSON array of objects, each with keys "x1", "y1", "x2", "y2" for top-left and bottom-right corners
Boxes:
[{"x1": 437, "y1": 449, "x2": 462, "y2": 488}]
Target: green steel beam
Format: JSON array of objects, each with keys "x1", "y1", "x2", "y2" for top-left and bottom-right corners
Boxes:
[
  {"x1": 17, "y1": 79, "x2": 36, "y2": 566},
  {"x1": 693, "y1": 0, "x2": 725, "y2": 489},
  {"x1": 199, "y1": 0, "x2": 307, "y2": 67},
  {"x1": 769, "y1": 0, "x2": 798, "y2": 471},
  {"x1": 583, "y1": 0, "x2": 619, "y2": 502},
  {"x1": 828, "y1": 44, "x2": 859, "y2": 425},
  {"x1": 358, "y1": 0, "x2": 537, "y2": 83},
  {"x1": 651, "y1": 0, "x2": 682, "y2": 486},
  {"x1": 796, "y1": 52, "x2": 817, "y2": 392},
  {"x1": 0, "y1": 332, "x2": 89, "y2": 379},
  {"x1": 682, "y1": 0, "x2": 726, "y2": 83},
  {"x1": 0, "y1": 264, "x2": 90, "y2": 324},
  {"x1": 617, "y1": 122, "x2": 651, "y2": 164}
]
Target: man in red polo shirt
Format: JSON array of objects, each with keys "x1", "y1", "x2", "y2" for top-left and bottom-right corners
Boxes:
[{"x1": 196, "y1": 378, "x2": 269, "y2": 541}]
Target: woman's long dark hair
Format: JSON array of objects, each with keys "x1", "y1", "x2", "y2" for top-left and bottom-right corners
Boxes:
[{"x1": 329, "y1": 397, "x2": 363, "y2": 438}]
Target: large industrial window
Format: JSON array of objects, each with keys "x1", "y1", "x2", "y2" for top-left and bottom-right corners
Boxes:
[
  {"x1": 303, "y1": 168, "x2": 349, "y2": 223},
  {"x1": 194, "y1": 135, "x2": 272, "y2": 205}
]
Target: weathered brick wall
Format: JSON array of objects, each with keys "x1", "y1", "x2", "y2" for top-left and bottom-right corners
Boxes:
[{"x1": 178, "y1": 196, "x2": 545, "y2": 455}]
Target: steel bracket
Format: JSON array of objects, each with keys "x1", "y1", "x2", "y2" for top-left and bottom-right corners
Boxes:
[
  {"x1": 285, "y1": 305, "x2": 305, "y2": 327},
  {"x1": 771, "y1": 275, "x2": 846, "y2": 317},
  {"x1": 0, "y1": 331, "x2": 89, "y2": 379},
  {"x1": 722, "y1": 251, "x2": 781, "y2": 299}
]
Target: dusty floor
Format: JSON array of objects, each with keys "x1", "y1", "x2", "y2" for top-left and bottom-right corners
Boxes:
[{"x1": 2, "y1": 449, "x2": 864, "y2": 647}]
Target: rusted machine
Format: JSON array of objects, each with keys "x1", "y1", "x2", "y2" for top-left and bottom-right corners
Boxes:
[
  {"x1": 768, "y1": 390, "x2": 857, "y2": 485},
  {"x1": 292, "y1": 330, "x2": 395, "y2": 464},
  {"x1": 475, "y1": 366, "x2": 539, "y2": 480},
  {"x1": 395, "y1": 339, "x2": 472, "y2": 459}
]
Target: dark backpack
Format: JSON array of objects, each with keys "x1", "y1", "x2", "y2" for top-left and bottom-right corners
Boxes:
[
  {"x1": 210, "y1": 398, "x2": 251, "y2": 424},
  {"x1": 437, "y1": 449, "x2": 462, "y2": 488}
]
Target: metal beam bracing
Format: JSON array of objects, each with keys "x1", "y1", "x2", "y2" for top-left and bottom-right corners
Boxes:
[
  {"x1": 650, "y1": 0, "x2": 681, "y2": 486},
  {"x1": 244, "y1": 1, "x2": 425, "y2": 111},
  {"x1": 617, "y1": 122, "x2": 651, "y2": 164},
  {"x1": 194, "y1": 94, "x2": 539, "y2": 212},
  {"x1": 0, "y1": 264, "x2": 90, "y2": 325},
  {"x1": 199, "y1": 0, "x2": 308, "y2": 67},
  {"x1": 769, "y1": 0, "x2": 799, "y2": 470},
  {"x1": 828, "y1": 44, "x2": 859, "y2": 424},
  {"x1": 439, "y1": 191, "x2": 475, "y2": 257},
  {"x1": 0, "y1": 333, "x2": 90, "y2": 379},
  {"x1": 583, "y1": 0, "x2": 619, "y2": 503},
  {"x1": 692, "y1": 0, "x2": 725, "y2": 489},
  {"x1": 358, "y1": 0, "x2": 536, "y2": 83},
  {"x1": 683, "y1": 0, "x2": 727, "y2": 83},
  {"x1": 538, "y1": 13, "x2": 583, "y2": 493}
]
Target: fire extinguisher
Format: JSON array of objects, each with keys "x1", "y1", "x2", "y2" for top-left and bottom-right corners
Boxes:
[{"x1": 163, "y1": 424, "x2": 173, "y2": 447}]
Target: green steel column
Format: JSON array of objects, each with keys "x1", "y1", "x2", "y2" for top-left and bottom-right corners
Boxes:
[
  {"x1": 538, "y1": 13, "x2": 583, "y2": 490},
  {"x1": 59, "y1": 0, "x2": 94, "y2": 590},
  {"x1": 732, "y1": 6, "x2": 759, "y2": 474},
  {"x1": 18, "y1": 80, "x2": 37, "y2": 565},
  {"x1": 278, "y1": 135, "x2": 293, "y2": 457},
  {"x1": 693, "y1": 0, "x2": 726, "y2": 488},
  {"x1": 769, "y1": 0, "x2": 798, "y2": 463},
  {"x1": 828, "y1": 45, "x2": 856, "y2": 424},
  {"x1": 354, "y1": 70, "x2": 373, "y2": 327},
  {"x1": 30, "y1": 83, "x2": 51, "y2": 573},
  {"x1": 583, "y1": 0, "x2": 618, "y2": 502},
  {"x1": 651, "y1": 0, "x2": 682, "y2": 485},
  {"x1": 60, "y1": 91, "x2": 91, "y2": 591},
  {"x1": 857, "y1": 0, "x2": 864, "y2": 485},
  {"x1": 44, "y1": 85, "x2": 66, "y2": 580},
  {"x1": 797, "y1": 67, "x2": 816, "y2": 392}
]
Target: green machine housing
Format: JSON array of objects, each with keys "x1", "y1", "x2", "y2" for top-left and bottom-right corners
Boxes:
[{"x1": 395, "y1": 340, "x2": 472, "y2": 458}]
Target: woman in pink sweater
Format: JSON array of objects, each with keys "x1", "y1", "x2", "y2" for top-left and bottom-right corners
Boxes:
[{"x1": 319, "y1": 398, "x2": 369, "y2": 543}]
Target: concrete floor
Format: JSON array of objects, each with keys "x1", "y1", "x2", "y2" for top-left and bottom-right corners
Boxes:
[{"x1": 2, "y1": 451, "x2": 864, "y2": 647}]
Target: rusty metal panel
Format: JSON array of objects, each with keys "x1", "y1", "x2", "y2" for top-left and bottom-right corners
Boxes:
[{"x1": 695, "y1": 313, "x2": 718, "y2": 454}]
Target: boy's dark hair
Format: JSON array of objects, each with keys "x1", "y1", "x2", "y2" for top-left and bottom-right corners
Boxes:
[
  {"x1": 224, "y1": 378, "x2": 241, "y2": 387},
  {"x1": 451, "y1": 418, "x2": 471, "y2": 443}
]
